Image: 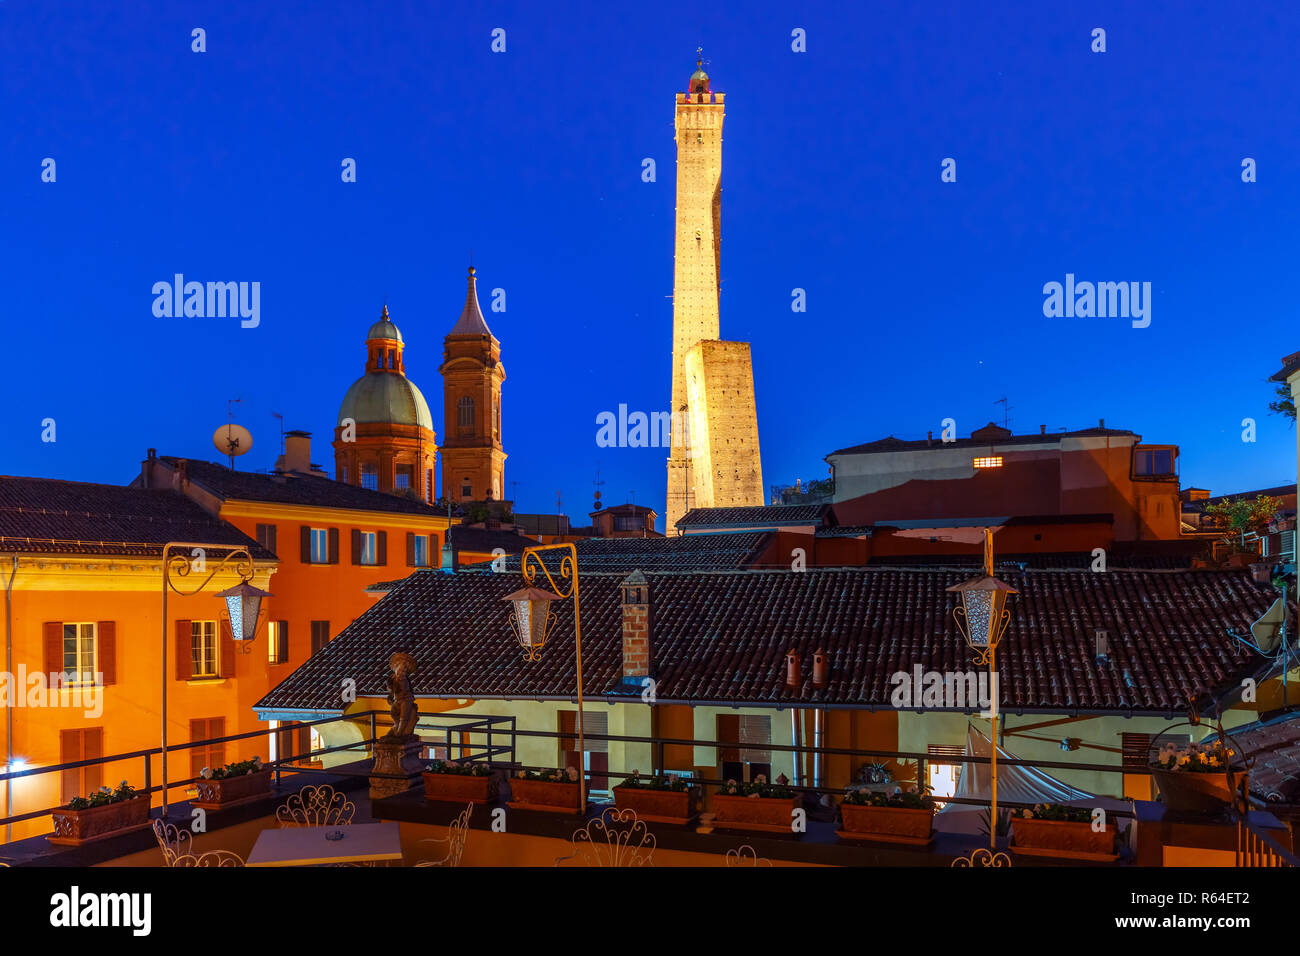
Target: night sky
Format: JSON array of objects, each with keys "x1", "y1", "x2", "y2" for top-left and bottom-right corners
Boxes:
[{"x1": 3, "y1": 1, "x2": 1296, "y2": 530}]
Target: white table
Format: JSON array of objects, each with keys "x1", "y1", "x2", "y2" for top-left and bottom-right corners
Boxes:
[{"x1": 246, "y1": 822, "x2": 403, "y2": 867}]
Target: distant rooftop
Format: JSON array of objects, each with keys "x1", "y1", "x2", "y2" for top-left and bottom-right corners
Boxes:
[{"x1": 827, "y1": 422, "x2": 1141, "y2": 458}]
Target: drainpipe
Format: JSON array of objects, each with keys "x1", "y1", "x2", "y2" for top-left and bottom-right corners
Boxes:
[
  {"x1": 789, "y1": 710, "x2": 803, "y2": 788},
  {"x1": 5, "y1": 555, "x2": 17, "y2": 845}
]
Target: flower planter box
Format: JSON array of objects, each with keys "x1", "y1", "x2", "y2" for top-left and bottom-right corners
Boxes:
[
  {"x1": 1011, "y1": 818, "x2": 1117, "y2": 861},
  {"x1": 837, "y1": 803, "x2": 934, "y2": 846},
  {"x1": 507, "y1": 778, "x2": 583, "y2": 814},
  {"x1": 1152, "y1": 770, "x2": 1241, "y2": 814},
  {"x1": 612, "y1": 786, "x2": 698, "y2": 825},
  {"x1": 423, "y1": 771, "x2": 498, "y2": 804},
  {"x1": 712, "y1": 794, "x2": 801, "y2": 833},
  {"x1": 192, "y1": 769, "x2": 273, "y2": 810},
  {"x1": 48, "y1": 796, "x2": 151, "y2": 846}
]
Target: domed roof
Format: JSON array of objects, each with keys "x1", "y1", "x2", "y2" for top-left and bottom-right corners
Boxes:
[
  {"x1": 689, "y1": 56, "x2": 710, "y2": 94},
  {"x1": 338, "y1": 372, "x2": 433, "y2": 431},
  {"x1": 366, "y1": 305, "x2": 404, "y2": 344}
]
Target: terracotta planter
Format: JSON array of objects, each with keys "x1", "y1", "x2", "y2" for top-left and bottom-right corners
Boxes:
[
  {"x1": 1152, "y1": 769, "x2": 1240, "y2": 814},
  {"x1": 838, "y1": 802, "x2": 934, "y2": 845},
  {"x1": 712, "y1": 794, "x2": 801, "y2": 833},
  {"x1": 613, "y1": 785, "x2": 698, "y2": 825},
  {"x1": 508, "y1": 777, "x2": 583, "y2": 814},
  {"x1": 1011, "y1": 817, "x2": 1117, "y2": 861},
  {"x1": 48, "y1": 795, "x2": 150, "y2": 846},
  {"x1": 193, "y1": 769, "x2": 272, "y2": 809},
  {"x1": 423, "y1": 771, "x2": 498, "y2": 804}
]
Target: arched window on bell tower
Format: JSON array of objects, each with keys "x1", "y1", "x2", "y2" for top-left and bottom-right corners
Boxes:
[{"x1": 458, "y1": 396, "x2": 475, "y2": 428}]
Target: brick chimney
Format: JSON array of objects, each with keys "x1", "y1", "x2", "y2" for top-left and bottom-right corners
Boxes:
[
  {"x1": 812, "y1": 648, "x2": 829, "y2": 689},
  {"x1": 620, "y1": 570, "x2": 652, "y2": 683},
  {"x1": 785, "y1": 649, "x2": 801, "y2": 688},
  {"x1": 282, "y1": 430, "x2": 313, "y2": 473}
]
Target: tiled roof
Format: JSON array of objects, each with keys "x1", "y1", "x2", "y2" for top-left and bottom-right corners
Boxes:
[
  {"x1": 827, "y1": 426, "x2": 1139, "y2": 457},
  {"x1": 1230, "y1": 710, "x2": 1300, "y2": 803},
  {"x1": 676, "y1": 504, "x2": 830, "y2": 529},
  {"x1": 154, "y1": 457, "x2": 447, "y2": 517},
  {"x1": 860, "y1": 552, "x2": 1200, "y2": 570},
  {"x1": 458, "y1": 531, "x2": 772, "y2": 574},
  {"x1": 449, "y1": 526, "x2": 542, "y2": 554},
  {"x1": 258, "y1": 565, "x2": 1276, "y2": 715},
  {"x1": 0, "y1": 476, "x2": 272, "y2": 559}
]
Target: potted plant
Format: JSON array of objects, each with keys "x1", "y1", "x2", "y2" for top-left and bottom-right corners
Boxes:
[
  {"x1": 49, "y1": 781, "x2": 150, "y2": 846},
  {"x1": 712, "y1": 774, "x2": 801, "y2": 833},
  {"x1": 613, "y1": 771, "x2": 699, "y2": 824},
  {"x1": 423, "y1": 759, "x2": 499, "y2": 804},
  {"x1": 1010, "y1": 803, "x2": 1117, "y2": 861},
  {"x1": 507, "y1": 767, "x2": 583, "y2": 813},
  {"x1": 838, "y1": 786, "x2": 936, "y2": 845},
  {"x1": 1150, "y1": 739, "x2": 1242, "y2": 814},
  {"x1": 192, "y1": 757, "x2": 273, "y2": 809}
]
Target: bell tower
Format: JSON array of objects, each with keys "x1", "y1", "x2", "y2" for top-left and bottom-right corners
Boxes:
[{"x1": 439, "y1": 267, "x2": 506, "y2": 504}]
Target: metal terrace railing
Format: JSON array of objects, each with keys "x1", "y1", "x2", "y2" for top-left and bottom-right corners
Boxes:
[
  {"x1": 4, "y1": 713, "x2": 1296, "y2": 867},
  {"x1": 0, "y1": 711, "x2": 516, "y2": 840}
]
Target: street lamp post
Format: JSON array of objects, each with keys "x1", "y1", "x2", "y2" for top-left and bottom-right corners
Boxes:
[
  {"x1": 947, "y1": 528, "x2": 1016, "y2": 855},
  {"x1": 160, "y1": 543, "x2": 269, "y2": 817},
  {"x1": 502, "y1": 542, "x2": 587, "y2": 809}
]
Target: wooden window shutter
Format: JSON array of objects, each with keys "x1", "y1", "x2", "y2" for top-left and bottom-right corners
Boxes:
[
  {"x1": 84, "y1": 728, "x2": 103, "y2": 794},
  {"x1": 717, "y1": 713, "x2": 740, "y2": 762},
  {"x1": 44, "y1": 621, "x2": 63, "y2": 674},
  {"x1": 96, "y1": 621, "x2": 117, "y2": 686},
  {"x1": 219, "y1": 617, "x2": 236, "y2": 678},
  {"x1": 300, "y1": 526, "x2": 311, "y2": 563},
  {"x1": 277, "y1": 722, "x2": 295, "y2": 763},
  {"x1": 328, "y1": 527, "x2": 340, "y2": 564},
  {"x1": 582, "y1": 711, "x2": 608, "y2": 754},
  {"x1": 60, "y1": 729, "x2": 82, "y2": 804},
  {"x1": 174, "y1": 620, "x2": 192, "y2": 680},
  {"x1": 211, "y1": 716, "x2": 227, "y2": 768},
  {"x1": 377, "y1": 531, "x2": 387, "y2": 565},
  {"x1": 559, "y1": 710, "x2": 577, "y2": 759},
  {"x1": 276, "y1": 621, "x2": 289, "y2": 663},
  {"x1": 351, "y1": 528, "x2": 362, "y2": 564},
  {"x1": 190, "y1": 718, "x2": 207, "y2": 778},
  {"x1": 406, "y1": 533, "x2": 415, "y2": 567},
  {"x1": 739, "y1": 715, "x2": 771, "y2": 763}
]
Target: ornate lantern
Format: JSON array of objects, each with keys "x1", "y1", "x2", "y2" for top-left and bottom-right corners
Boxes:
[
  {"x1": 214, "y1": 581, "x2": 272, "y2": 640},
  {"x1": 503, "y1": 585, "x2": 563, "y2": 659},
  {"x1": 946, "y1": 574, "x2": 1016, "y2": 652}
]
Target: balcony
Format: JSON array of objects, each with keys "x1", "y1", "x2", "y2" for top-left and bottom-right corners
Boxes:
[{"x1": 1, "y1": 712, "x2": 1295, "y2": 869}]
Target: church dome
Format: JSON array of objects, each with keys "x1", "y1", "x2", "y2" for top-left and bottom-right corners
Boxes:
[
  {"x1": 338, "y1": 373, "x2": 433, "y2": 431},
  {"x1": 366, "y1": 305, "x2": 404, "y2": 343}
]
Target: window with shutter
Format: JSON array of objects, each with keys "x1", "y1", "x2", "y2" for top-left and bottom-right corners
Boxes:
[
  {"x1": 927, "y1": 744, "x2": 966, "y2": 801},
  {"x1": 174, "y1": 620, "x2": 193, "y2": 680},
  {"x1": 191, "y1": 621, "x2": 219, "y2": 677},
  {"x1": 190, "y1": 717, "x2": 227, "y2": 778},
  {"x1": 558, "y1": 711, "x2": 609, "y2": 791},
  {"x1": 256, "y1": 523, "x2": 277, "y2": 554},
  {"x1": 268, "y1": 621, "x2": 289, "y2": 664}
]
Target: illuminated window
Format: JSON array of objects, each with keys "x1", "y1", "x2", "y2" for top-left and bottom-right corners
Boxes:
[
  {"x1": 973, "y1": 456, "x2": 1003, "y2": 469},
  {"x1": 62, "y1": 623, "x2": 97, "y2": 684},
  {"x1": 268, "y1": 621, "x2": 289, "y2": 664},
  {"x1": 191, "y1": 621, "x2": 219, "y2": 677},
  {"x1": 927, "y1": 744, "x2": 965, "y2": 804}
]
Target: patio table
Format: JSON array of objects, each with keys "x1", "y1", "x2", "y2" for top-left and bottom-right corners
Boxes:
[{"x1": 246, "y1": 822, "x2": 403, "y2": 867}]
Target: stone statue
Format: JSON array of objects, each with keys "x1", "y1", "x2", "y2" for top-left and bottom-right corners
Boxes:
[{"x1": 382, "y1": 651, "x2": 418, "y2": 740}]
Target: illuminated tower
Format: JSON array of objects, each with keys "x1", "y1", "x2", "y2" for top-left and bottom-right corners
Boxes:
[
  {"x1": 439, "y1": 267, "x2": 506, "y2": 504},
  {"x1": 666, "y1": 55, "x2": 763, "y2": 531}
]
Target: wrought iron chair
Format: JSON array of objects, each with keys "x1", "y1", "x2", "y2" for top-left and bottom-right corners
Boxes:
[
  {"x1": 276, "y1": 784, "x2": 356, "y2": 828},
  {"x1": 172, "y1": 849, "x2": 246, "y2": 867},
  {"x1": 724, "y1": 844, "x2": 772, "y2": 867},
  {"x1": 554, "y1": 807, "x2": 655, "y2": 867},
  {"x1": 411, "y1": 802, "x2": 473, "y2": 867},
  {"x1": 152, "y1": 817, "x2": 194, "y2": 866}
]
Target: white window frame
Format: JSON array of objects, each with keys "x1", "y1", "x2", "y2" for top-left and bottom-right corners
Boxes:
[
  {"x1": 62, "y1": 622, "x2": 97, "y2": 684},
  {"x1": 412, "y1": 534, "x2": 428, "y2": 567},
  {"x1": 360, "y1": 531, "x2": 378, "y2": 565},
  {"x1": 310, "y1": 528, "x2": 329, "y2": 563},
  {"x1": 191, "y1": 620, "x2": 219, "y2": 678}
]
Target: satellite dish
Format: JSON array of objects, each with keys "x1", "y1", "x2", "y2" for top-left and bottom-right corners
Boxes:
[
  {"x1": 1250, "y1": 596, "x2": 1292, "y2": 654},
  {"x1": 213, "y1": 424, "x2": 253, "y2": 469}
]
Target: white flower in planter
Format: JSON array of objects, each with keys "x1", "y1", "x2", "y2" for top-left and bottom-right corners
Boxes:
[
  {"x1": 565, "y1": 767, "x2": 579, "y2": 782},
  {"x1": 200, "y1": 767, "x2": 213, "y2": 780},
  {"x1": 252, "y1": 756, "x2": 263, "y2": 770}
]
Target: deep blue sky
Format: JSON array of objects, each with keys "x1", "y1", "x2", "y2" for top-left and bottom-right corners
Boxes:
[{"x1": 3, "y1": 1, "x2": 1297, "y2": 529}]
